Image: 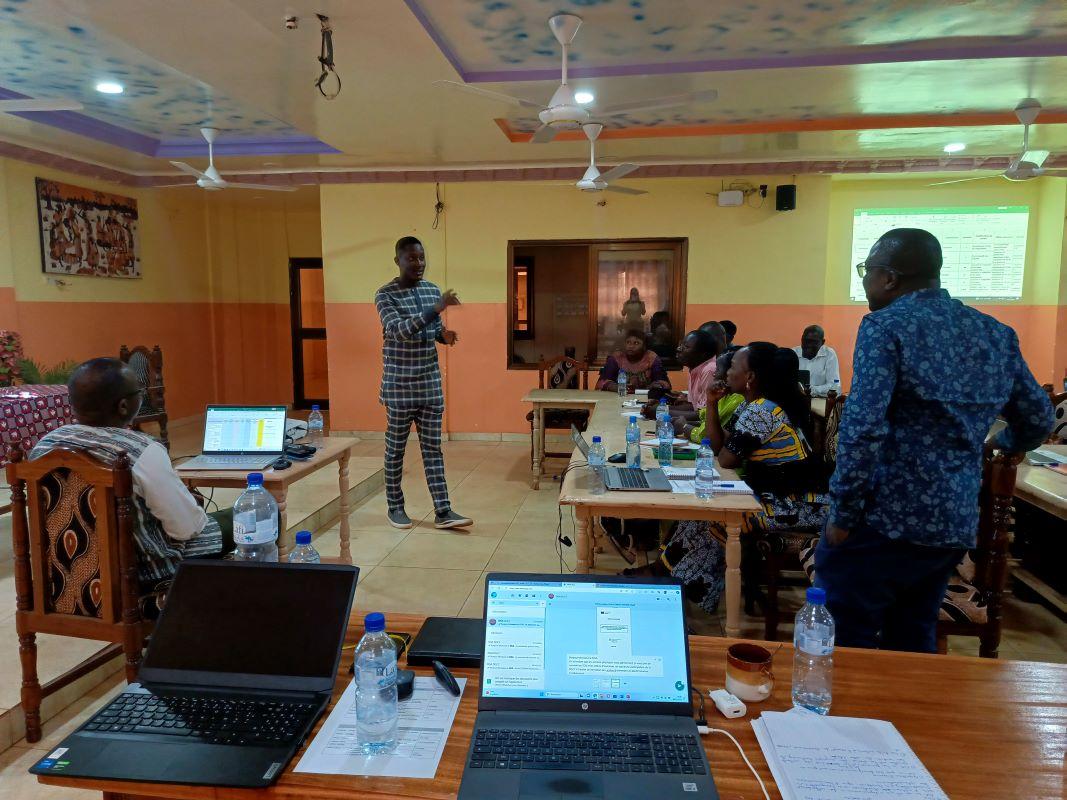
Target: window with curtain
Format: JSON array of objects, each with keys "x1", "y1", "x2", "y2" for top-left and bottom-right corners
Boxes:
[{"x1": 507, "y1": 239, "x2": 687, "y2": 369}]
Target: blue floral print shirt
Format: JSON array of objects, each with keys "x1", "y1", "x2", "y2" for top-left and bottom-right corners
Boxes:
[{"x1": 830, "y1": 288, "x2": 1053, "y2": 548}]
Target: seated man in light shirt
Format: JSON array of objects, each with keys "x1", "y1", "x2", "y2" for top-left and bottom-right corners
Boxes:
[
  {"x1": 793, "y1": 324, "x2": 841, "y2": 396},
  {"x1": 31, "y1": 358, "x2": 232, "y2": 612}
]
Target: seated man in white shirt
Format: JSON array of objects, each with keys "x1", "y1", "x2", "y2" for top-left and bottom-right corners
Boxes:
[
  {"x1": 793, "y1": 324, "x2": 841, "y2": 397},
  {"x1": 31, "y1": 358, "x2": 231, "y2": 614}
]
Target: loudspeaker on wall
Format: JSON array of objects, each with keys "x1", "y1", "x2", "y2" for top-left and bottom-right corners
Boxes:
[{"x1": 775, "y1": 184, "x2": 796, "y2": 212}]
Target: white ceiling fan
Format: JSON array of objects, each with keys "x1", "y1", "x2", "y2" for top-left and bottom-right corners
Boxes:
[
  {"x1": 434, "y1": 13, "x2": 717, "y2": 144},
  {"x1": 574, "y1": 123, "x2": 645, "y2": 194},
  {"x1": 0, "y1": 97, "x2": 84, "y2": 113},
  {"x1": 166, "y1": 127, "x2": 296, "y2": 192},
  {"x1": 930, "y1": 98, "x2": 1067, "y2": 185}
]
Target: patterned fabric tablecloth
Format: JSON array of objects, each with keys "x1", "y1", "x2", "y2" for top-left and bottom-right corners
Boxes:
[{"x1": 0, "y1": 384, "x2": 73, "y2": 466}]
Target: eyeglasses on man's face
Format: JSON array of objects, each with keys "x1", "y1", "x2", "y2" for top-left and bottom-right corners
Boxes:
[{"x1": 855, "y1": 262, "x2": 902, "y2": 280}]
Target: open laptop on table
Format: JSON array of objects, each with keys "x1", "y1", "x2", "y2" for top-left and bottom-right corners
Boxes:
[
  {"x1": 458, "y1": 573, "x2": 718, "y2": 800},
  {"x1": 177, "y1": 405, "x2": 287, "y2": 470},
  {"x1": 30, "y1": 560, "x2": 358, "y2": 788},
  {"x1": 571, "y1": 425, "x2": 672, "y2": 491}
]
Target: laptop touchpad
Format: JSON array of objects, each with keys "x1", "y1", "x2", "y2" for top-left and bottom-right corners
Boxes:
[{"x1": 519, "y1": 771, "x2": 604, "y2": 799}]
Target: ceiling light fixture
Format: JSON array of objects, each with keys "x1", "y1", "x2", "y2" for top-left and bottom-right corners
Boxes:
[
  {"x1": 943, "y1": 142, "x2": 966, "y2": 153},
  {"x1": 95, "y1": 81, "x2": 124, "y2": 94},
  {"x1": 574, "y1": 90, "x2": 595, "y2": 105}
]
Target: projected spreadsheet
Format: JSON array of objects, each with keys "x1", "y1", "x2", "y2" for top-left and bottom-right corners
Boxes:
[{"x1": 850, "y1": 206, "x2": 1029, "y2": 301}]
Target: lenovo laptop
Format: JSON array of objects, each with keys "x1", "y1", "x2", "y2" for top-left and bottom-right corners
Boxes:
[
  {"x1": 30, "y1": 560, "x2": 358, "y2": 787},
  {"x1": 177, "y1": 405, "x2": 287, "y2": 470},
  {"x1": 571, "y1": 426, "x2": 672, "y2": 491},
  {"x1": 458, "y1": 573, "x2": 718, "y2": 800}
]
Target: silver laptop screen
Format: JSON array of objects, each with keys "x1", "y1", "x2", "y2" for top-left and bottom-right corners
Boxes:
[
  {"x1": 571, "y1": 426, "x2": 589, "y2": 457},
  {"x1": 482, "y1": 579, "x2": 689, "y2": 705},
  {"x1": 203, "y1": 406, "x2": 287, "y2": 453}
]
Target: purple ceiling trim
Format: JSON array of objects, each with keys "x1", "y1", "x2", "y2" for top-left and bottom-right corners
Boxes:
[
  {"x1": 155, "y1": 137, "x2": 341, "y2": 158},
  {"x1": 402, "y1": 0, "x2": 468, "y2": 80},
  {"x1": 0, "y1": 86, "x2": 160, "y2": 155},
  {"x1": 0, "y1": 139, "x2": 138, "y2": 184}
]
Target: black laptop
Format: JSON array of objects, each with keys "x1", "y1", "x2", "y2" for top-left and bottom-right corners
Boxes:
[
  {"x1": 458, "y1": 573, "x2": 718, "y2": 799},
  {"x1": 30, "y1": 560, "x2": 358, "y2": 787}
]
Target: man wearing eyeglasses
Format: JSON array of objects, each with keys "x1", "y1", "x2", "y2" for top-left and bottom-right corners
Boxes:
[
  {"x1": 30, "y1": 359, "x2": 230, "y2": 608},
  {"x1": 816, "y1": 228, "x2": 1053, "y2": 653}
]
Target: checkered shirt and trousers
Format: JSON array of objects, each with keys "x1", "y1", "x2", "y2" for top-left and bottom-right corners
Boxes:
[{"x1": 375, "y1": 278, "x2": 452, "y2": 515}]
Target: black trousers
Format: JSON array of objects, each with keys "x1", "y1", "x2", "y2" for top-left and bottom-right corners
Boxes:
[{"x1": 814, "y1": 521, "x2": 965, "y2": 653}]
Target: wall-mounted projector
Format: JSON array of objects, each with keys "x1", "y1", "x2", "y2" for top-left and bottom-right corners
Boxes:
[{"x1": 717, "y1": 190, "x2": 745, "y2": 207}]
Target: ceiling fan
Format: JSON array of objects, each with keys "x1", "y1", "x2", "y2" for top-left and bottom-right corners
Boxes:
[
  {"x1": 0, "y1": 98, "x2": 84, "y2": 113},
  {"x1": 930, "y1": 98, "x2": 1067, "y2": 185},
  {"x1": 434, "y1": 13, "x2": 717, "y2": 144},
  {"x1": 573, "y1": 123, "x2": 645, "y2": 194},
  {"x1": 165, "y1": 127, "x2": 296, "y2": 192}
]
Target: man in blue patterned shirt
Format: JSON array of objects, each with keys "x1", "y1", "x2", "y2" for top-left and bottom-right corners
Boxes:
[
  {"x1": 375, "y1": 236, "x2": 473, "y2": 530},
  {"x1": 817, "y1": 228, "x2": 1053, "y2": 652}
]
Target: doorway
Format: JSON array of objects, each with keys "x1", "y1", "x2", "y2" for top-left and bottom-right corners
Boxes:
[{"x1": 289, "y1": 257, "x2": 329, "y2": 409}]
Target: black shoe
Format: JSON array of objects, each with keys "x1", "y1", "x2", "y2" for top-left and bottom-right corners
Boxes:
[
  {"x1": 387, "y1": 508, "x2": 413, "y2": 529},
  {"x1": 434, "y1": 510, "x2": 473, "y2": 529}
]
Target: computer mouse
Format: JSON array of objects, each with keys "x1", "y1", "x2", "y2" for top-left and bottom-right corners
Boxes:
[
  {"x1": 607, "y1": 452, "x2": 626, "y2": 464},
  {"x1": 271, "y1": 457, "x2": 292, "y2": 470}
]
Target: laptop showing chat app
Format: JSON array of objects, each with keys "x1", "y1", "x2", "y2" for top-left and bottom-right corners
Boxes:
[
  {"x1": 178, "y1": 405, "x2": 287, "y2": 470},
  {"x1": 458, "y1": 573, "x2": 718, "y2": 800}
]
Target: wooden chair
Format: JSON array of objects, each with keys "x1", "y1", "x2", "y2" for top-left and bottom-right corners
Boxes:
[
  {"x1": 935, "y1": 451, "x2": 1018, "y2": 658},
  {"x1": 119, "y1": 345, "x2": 169, "y2": 450},
  {"x1": 808, "y1": 389, "x2": 838, "y2": 459},
  {"x1": 753, "y1": 392, "x2": 846, "y2": 641},
  {"x1": 7, "y1": 445, "x2": 150, "y2": 743},
  {"x1": 527, "y1": 354, "x2": 591, "y2": 466}
]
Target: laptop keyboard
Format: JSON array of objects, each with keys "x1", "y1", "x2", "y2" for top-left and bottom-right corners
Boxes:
[
  {"x1": 470, "y1": 729, "x2": 706, "y2": 774},
  {"x1": 615, "y1": 468, "x2": 651, "y2": 490},
  {"x1": 82, "y1": 693, "x2": 317, "y2": 747},
  {"x1": 196, "y1": 455, "x2": 268, "y2": 465}
]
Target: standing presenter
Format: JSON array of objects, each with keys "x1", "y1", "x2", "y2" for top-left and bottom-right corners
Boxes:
[{"x1": 375, "y1": 236, "x2": 473, "y2": 530}]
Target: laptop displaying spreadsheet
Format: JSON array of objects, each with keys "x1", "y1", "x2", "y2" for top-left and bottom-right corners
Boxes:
[
  {"x1": 201, "y1": 405, "x2": 287, "y2": 454},
  {"x1": 176, "y1": 405, "x2": 288, "y2": 471},
  {"x1": 481, "y1": 577, "x2": 691, "y2": 706}
]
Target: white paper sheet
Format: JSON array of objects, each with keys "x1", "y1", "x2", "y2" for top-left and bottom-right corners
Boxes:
[
  {"x1": 295, "y1": 677, "x2": 466, "y2": 779},
  {"x1": 752, "y1": 710, "x2": 948, "y2": 800},
  {"x1": 669, "y1": 479, "x2": 696, "y2": 494},
  {"x1": 640, "y1": 437, "x2": 688, "y2": 446}
]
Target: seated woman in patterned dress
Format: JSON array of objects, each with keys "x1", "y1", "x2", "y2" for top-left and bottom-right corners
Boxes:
[
  {"x1": 596, "y1": 330, "x2": 671, "y2": 395},
  {"x1": 629, "y1": 342, "x2": 830, "y2": 616}
]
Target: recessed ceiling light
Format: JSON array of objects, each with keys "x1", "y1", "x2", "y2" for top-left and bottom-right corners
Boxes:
[
  {"x1": 95, "y1": 81, "x2": 124, "y2": 94},
  {"x1": 574, "y1": 90, "x2": 594, "y2": 105},
  {"x1": 943, "y1": 142, "x2": 966, "y2": 153}
]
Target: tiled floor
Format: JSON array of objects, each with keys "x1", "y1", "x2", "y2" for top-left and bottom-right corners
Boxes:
[{"x1": 1, "y1": 440, "x2": 1065, "y2": 796}]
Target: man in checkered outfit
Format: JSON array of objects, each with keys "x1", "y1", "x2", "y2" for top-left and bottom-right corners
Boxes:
[{"x1": 375, "y1": 236, "x2": 473, "y2": 530}]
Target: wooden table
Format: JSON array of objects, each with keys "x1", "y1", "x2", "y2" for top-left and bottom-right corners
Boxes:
[
  {"x1": 523, "y1": 388, "x2": 606, "y2": 489},
  {"x1": 524, "y1": 390, "x2": 762, "y2": 638},
  {"x1": 1016, "y1": 444, "x2": 1067, "y2": 520},
  {"x1": 177, "y1": 436, "x2": 357, "y2": 561},
  {"x1": 37, "y1": 613, "x2": 1067, "y2": 800}
]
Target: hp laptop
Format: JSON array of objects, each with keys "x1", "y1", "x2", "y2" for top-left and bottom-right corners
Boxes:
[
  {"x1": 30, "y1": 560, "x2": 358, "y2": 787},
  {"x1": 571, "y1": 426, "x2": 672, "y2": 491},
  {"x1": 177, "y1": 405, "x2": 287, "y2": 470},
  {"x1": 458, "y1": 573, "x2": 718, "y2": 800}
]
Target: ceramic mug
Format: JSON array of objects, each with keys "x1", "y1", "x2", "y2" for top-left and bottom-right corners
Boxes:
[{"x1": 725, "y1": 643, "x2": 775, "y2": 703}]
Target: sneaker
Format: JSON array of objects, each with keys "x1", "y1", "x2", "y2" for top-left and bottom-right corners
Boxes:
[
  {"x1": 434, "y1": 510, "x2": 473, "y2": 530},
  {"x1": 387, "y1": 508, "x2": 413, "y2": 529}
]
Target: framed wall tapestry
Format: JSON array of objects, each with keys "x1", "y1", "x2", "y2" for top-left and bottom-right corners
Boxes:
[{"x1": 35, "y1": 178, "x2": 141, "y2": 278}]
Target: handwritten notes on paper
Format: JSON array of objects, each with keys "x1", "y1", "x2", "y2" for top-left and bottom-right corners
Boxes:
[{"x1": 752, "y1": 710, "x2": 948, "y2": 800}]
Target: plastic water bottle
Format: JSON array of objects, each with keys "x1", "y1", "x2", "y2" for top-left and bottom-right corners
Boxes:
[
  {"x1": 354, "y1": 612, "x2": 399, "y2": 754},
  {"x1": 617, "y1": 371, "x2": 628, "y2": 398},
  {"x1": 307, "y1": 405, "x2": 325, "y2": 446},
  {"x1": 792, "y1": 587, "x2": 835, "y2": 715},
  {"x1": 588, "y1": 435, "x2": 607, "y2": 495},
  {"x1": 232, "y1": 473, "x2": 278, "y2": 562},
  {"x1": 625, "y1": 416, "x2": 641, "y2": 468},
  {"x1": 656, "y1": 399, "x2": 673, "y2": 467},
  {"x1": 287, "y1": 530, "x2": 321, "y2": 564},
  {"x1": 695, "y1": 439, "x2": 715, "y2": 500}
]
